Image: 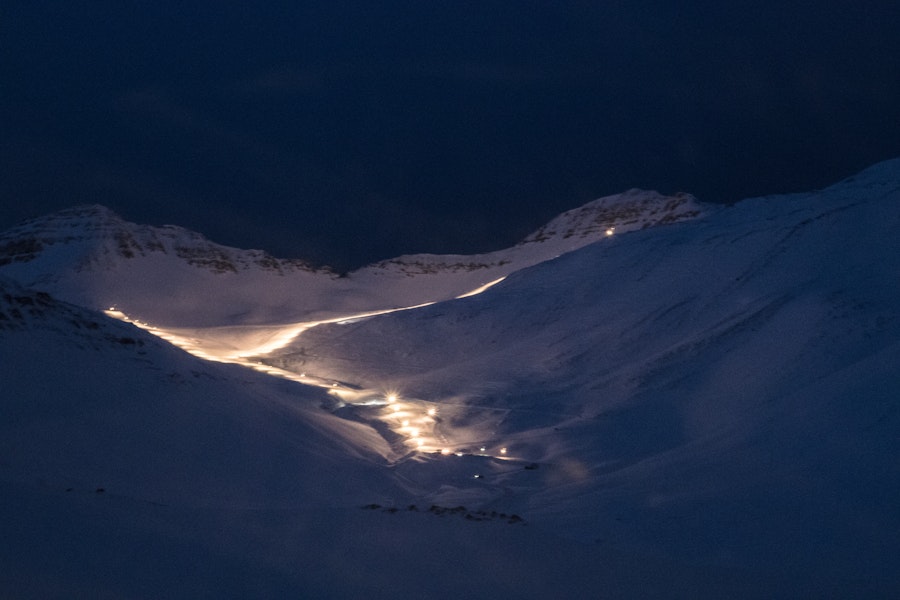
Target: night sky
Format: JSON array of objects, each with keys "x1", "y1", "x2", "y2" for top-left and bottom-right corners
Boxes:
[{"x1": 3, "y1": 2, "x2": 900, "y2": 271}]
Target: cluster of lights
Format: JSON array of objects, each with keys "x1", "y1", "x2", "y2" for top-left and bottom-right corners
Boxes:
[
  {"x1": 380, "y1": 391, "x2": 510, "y2": 459},
  {"x1": 385, "y1": 392, "x2": 433, "y2": 449}
]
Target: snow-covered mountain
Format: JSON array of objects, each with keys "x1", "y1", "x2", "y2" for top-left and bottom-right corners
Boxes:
[
  {"x1": 0, "y1": 190, "x2": 704, "y2": 326},
  {"x1": 269, "y1": 158, "x2": 900, "y2": 583},
  {"x1": 2, "y1": 160, "x2": 900, "y2": 597},
  {"x1": 6, "y1": 276, "x2": 694, "y2": 598}
]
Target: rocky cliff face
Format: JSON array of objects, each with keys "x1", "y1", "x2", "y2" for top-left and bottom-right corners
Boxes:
[{"x1": 0, "y1": 205, "x2": 325, "y2": 276}]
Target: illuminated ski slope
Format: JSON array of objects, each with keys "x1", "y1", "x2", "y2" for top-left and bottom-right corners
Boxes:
[{"x1": 104, "y1": 276, "x2": 510, "y2": 459}]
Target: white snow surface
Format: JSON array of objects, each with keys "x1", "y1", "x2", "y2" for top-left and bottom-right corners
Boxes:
[
  {"x1": 2, "y1": 163, "x2": 900, "y2": 597},
  {"x1": 0, "y1": 189, "x2": 703, "y2": 326}
]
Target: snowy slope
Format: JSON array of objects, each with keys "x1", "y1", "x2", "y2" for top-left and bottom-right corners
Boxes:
[
  {"x1": 257, "y1": 158, "x2": 900, "y2": 591},
  {"x1": 3, "y1": 161, "x2": 900, "y2": 596},
  {"x1": 0, "y1": 280, "x2": 779, "y2": 599},
  {"x1": 0, "y1": 190, "x2": 704, "y2": 326},
  {"x1": 0, "y1": 277, "x2": 402, "y2": 505}
]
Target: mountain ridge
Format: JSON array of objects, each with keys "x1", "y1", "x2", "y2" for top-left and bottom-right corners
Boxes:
[
  {"x1": 0, "y1": 189, "x2": 706, "y2": 326},
  {"x1": 0, "y1": 204, "x2": 325, "y2": 275}
]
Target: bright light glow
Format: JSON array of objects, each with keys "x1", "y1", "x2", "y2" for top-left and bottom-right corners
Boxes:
[
  {"x1": 108, "y1": 299, "x2": 445, "y2": 371},
  {"x1": 605, "y1": 227, "x2": 615, "y2": 236},
  {"x1": 456, "y1": 276, "x2": 507, "y2": 299},
  {"x1": 500, "y1": 447, "x2": 508, "y2": 455},
  {"x1": 104, "y1": 302, "x2": 505, "y2": 463}
]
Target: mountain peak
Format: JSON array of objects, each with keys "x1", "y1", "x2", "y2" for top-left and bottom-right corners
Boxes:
[
  {"x1": 0, "y1": 204, "x2": 130, "y2": 268},
  {"x1": 14, "y1": 203, "x2": 127, "y2": 232},
  {"x1": 0, "y1": 203, "x2": 323, "y2": 280},
  {"x1": 48, "y1": 203, "x2": 123, "y2": 221},
  {"x1": 826, "y1": 156, "x2": 900, "y2": 191},
  {"x1": 520, "y1": 189, "x2": 704, "y2": 245}
]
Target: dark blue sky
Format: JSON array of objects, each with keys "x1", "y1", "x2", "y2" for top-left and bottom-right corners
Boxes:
[{"x1": 3, "y1": 1, "x2": 900, "y2": 270}]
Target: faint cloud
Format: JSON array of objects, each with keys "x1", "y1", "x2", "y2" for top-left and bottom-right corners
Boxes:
[
  {"x1": 229, "y1": 65, "x2": 325, "y2": 97},
  {"x1": 428, "y1": 61, "x2": 601, "y2": 85}
]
